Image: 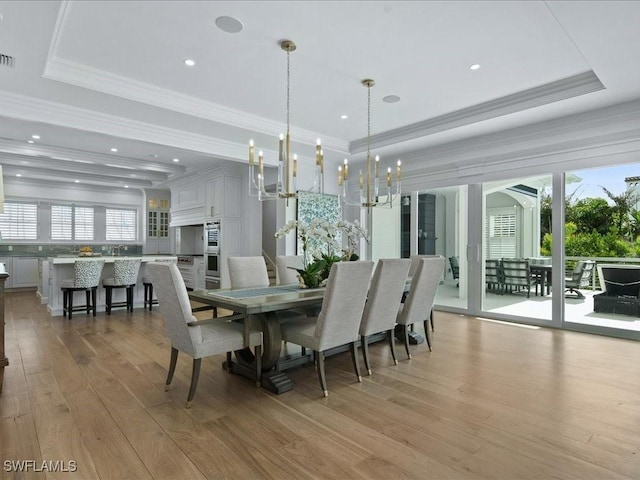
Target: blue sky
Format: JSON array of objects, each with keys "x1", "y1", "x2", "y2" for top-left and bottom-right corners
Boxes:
[{"x1": 567, "y1": 164, "x2": 639, "y2": 200}]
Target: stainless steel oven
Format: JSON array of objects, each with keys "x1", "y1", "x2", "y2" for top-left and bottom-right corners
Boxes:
[
  {"x1": 205, "y1": 276, "x2": 220, "y2": 290},
  {"x1": 205, "y1": 252, "x2": 220, "y2": 277},
  {"x1": 205, "y1": 219, "x2": 221, "y2": 253}
]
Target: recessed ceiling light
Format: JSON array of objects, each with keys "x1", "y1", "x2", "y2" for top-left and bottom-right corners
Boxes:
[
  {"x1": 27, "y1": 140, "x2": 34, "y2": 144},
  {"x1": 31, "y1": 134, "x2": 40, "y2": 139},
  {"x1": 15, "y1": 173, "x2": 22, "y2": 177},
  {"x1": 149, "y1": 154, "x2": 159, "y2": 158},
  {"x1": 74, "y1": 179, "x2": 80, "y2": 183},
  {"x1": 383, "y1": 95, "x2": 401, "y2": 103},
  {"x1": 340, "y1": 114, "x2": 348, "y2": 119},
  {"x1": 124, "y1": 185, "x2": 129, "y2": 189},
  {"x1": 173, "y1": 158, "x2": 180, "y2": 162},
  {"x1": 110, "y1": 147, "x2": 118, "y2": 152},
  {"x1": 470, "y1": 63, "x2": 481, "y2": 70},
  {"x1": 184, "y1": 59, "x2": 196, "y2": 67},
  {"x1": 215, "y1": 16, "x2": 243, "y2": 34}
]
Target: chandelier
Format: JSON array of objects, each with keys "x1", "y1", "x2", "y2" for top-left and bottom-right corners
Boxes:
[
  {"x1": 248, "y1": 40, "x2": 324, "y2": 201},
  {"x1": 339, "y1": 79, "x2": 401, "y2": 208}
]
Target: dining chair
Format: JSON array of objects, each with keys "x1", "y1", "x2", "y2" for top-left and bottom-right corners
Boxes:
[
  {"x1": 358, "y1": 258, "x2": 411, "y2": 375},
  {"x1": 61, "y1": 259, "x2": 105, "y2": 320},
  {"x1": 147, "y1": 262, "x2": 263, "y2": 408},
  {"x1": 397, "y1": 256, "x2": 445, "y2": 358},
  {"x1": 102, "y1": 258, "x2": 142, "y2": 314},
  {"x1": 228, "y1": 256, "x2": 270, "y2": 289},
  {"x1": 501, "y1": 258, "x2": 533, "y2": 297},
  {"x1": 408, "y1": 254, "x2": 444, "y2": 331},
  {"x1": 276, "y1": 255, "x2": 303, "y2": 285},
  {"x1": 279, "y1": 260, "x2": 374, "y2": 397}
]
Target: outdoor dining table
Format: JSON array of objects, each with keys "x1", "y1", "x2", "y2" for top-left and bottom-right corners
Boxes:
[
  {"x1": 530, "y1": 263, "x2": 552, "y2": 296},
  {"x1": 189, "y1": 284, "x2": 326, "y2": 394}
]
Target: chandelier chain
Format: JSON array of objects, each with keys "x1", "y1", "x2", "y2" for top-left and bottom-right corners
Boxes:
[
  {"x1": 367, "y1": 83, "x2": 371, "y2": 158},
  {"x1": 286, "y1": 49, "x2": 291, "y2": 136}
]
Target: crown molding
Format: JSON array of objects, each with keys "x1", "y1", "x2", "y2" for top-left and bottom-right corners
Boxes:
[
  {"x1": 44, "y1": 2, "x2": 349, "y2": 155},
  {"x1": 350, "y1": 71, "x2": 605, "y2": 154}
]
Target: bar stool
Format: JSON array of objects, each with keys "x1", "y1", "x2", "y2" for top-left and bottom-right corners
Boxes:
[
  {"x1": 142, "y1": 276, "x2": 157, "y2": 310},
  {"x1": 61, "y1": 260, "x2": 105, "y2": 320},
  {"x1": 103, "y1": 259, "x2": 142, "y2": 314}
]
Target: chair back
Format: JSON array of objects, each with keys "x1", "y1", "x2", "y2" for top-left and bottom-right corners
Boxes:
[
  {"x1": 147, "y1": 262, "x2": 200, "y2": 355},
  {"x1": 276, "y1": 255, "x2": 303, "y2": 285},
  {"x1": 113, "y1": 258, "x2": 142, "y2": 285},
  {"x1": 228, "y1": 256, "x2": 270, "y2": 289},
  {"x1": 315, "y1": 261, "x2": 374, "y2": 352},
  {"x1": 397, "y1": 256, "x2": 445, "y2": 326},
  {"x1": 569, "y1": 260, "x2": 595, "y2": 287},
  {"x1": 501, "y1": 258, "x2": 531, "y2": 286},
  {"x1": 359, "y1": 258, "x2": 411, "y2": 337},
  {"x1": 449, "y1": 256, "x2": 460, "y2": 279},
  {"x1": 485, "y1": 259, "x2": 502, "y2": 284},
  {"x1": 74, "y1": 260, "x2": 105, "y2": 288},
  {"x1": 408, "y1": 254, "x2": 442, "y2": 278}
]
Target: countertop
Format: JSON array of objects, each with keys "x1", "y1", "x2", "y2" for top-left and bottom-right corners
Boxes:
[{"x1": 47, "y1": 255, "x2": 177, "y2": 265}]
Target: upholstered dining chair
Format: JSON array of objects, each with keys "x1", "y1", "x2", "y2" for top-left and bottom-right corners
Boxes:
[
  {"x1": 397, "y1": 256, "x2": 445, "y2": 358},
  {"x1": 276, "y1": 255, "x2": 303, "y2": 285},
  {"x1": 358, "y1": 258, "x2": 411, "y2": 375},
  {"x1": 407, "y1": 254, "x2": 444, "y2": 331},
  {"x1": 147, "y1": 262, "x2": 263, "y2": 408},
  {"x1": 280, "y1": 261, "x2": 374, "y2": 397},
  {"x1": 61, "y1": 259, "x2": 105, "y2": 320},
  {"x1": 228, "y1": 256, "x2": 270, "y2": 289},
  {"x1": 103, "y1": 258, "x2": 142, "y2": 314}
]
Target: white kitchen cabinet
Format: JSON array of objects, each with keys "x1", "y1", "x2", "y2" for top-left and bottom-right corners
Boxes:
[
  {"x1": 12, "y1": 257, "x2": 39, "y2": 288},
  {"x1": 194, "y1": 256, "x2": 205, "y2": 290}
]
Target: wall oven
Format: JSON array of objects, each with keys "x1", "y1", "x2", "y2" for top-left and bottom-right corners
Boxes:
[
  {"x1": 205, "y1": 252, "x2": 220, "y2": 278},
  {"x1": 205, "y1": 219, "x2": 221, "y2": 253}
]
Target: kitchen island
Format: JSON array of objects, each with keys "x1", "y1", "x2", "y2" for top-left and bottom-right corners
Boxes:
[{"x1": 46, "y1": 255, "x2": 177, "y2": 317}]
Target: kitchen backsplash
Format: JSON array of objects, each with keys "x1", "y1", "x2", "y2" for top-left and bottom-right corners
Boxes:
[{"x1": 0, "y1": 244, "x2": 144, "y2": 257}]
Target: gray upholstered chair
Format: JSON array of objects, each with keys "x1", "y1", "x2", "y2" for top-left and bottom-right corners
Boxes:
[
  {"x1": 280, "y1": 261, "x2": 374, "y2": 397},
  {"x1": 228, "y1": 256, "x2": 270, "y2": 289},
  {"x1": 407, "y1": 254, "x2": 444, "y2": 331},
  {"x1": 147, "y1": 262, "x2": 263, "y2": 408},
  {"x1": 61, "y1": 259, "x2": 105, "y2": 319},
  {"x1": 359, "y1": 258, "x2": 411, "y2": 375},
  {"x1": 276, "y1": 255, "x2": 303, "y2": 285},
  {"x1": 103, "y1": 258, "x2": 142, "y2": 314},
  {"x1": 397, "y1": 256, "x2": 445, "y2": 358}
]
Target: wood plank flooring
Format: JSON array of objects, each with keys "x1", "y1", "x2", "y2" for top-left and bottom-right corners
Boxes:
[{"x1": 1, "y1": 291, "x2": 639, "y2": 479}]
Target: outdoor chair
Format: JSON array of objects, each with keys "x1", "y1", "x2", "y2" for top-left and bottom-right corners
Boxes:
[
  {"x1": 279, "y1": 261, "x2": 374, "y2": 397},
  {"x1": 501, "y1": 258, "x2": 533, "y2": 298},
  {"x1": 449, "y1": 256, "x2": 460, "y2": 286},
  {"x1": 485, "y1": 259, "x2": 503, "y2": 293},
  {"x1": 397, "y1": 256, "x2": 445, "y2": 357},
  {"x1": 147, "y1": 262, "x2": 263, "y2": 408},
  {"x1": 565, "y1": 260, "x2": 595, "y2": 299},
  {"x1": 358, "y1": 258, "x2": 411, "y2": 375}
]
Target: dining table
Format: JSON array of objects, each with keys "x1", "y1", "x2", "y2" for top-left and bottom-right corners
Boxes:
[
  {"x1": 529, "y1": 263, "x2": 552, "y2": 296},
  {"x1": 188, "y1": 284, "x2": 326, "y2": 394},
  {"x1": 189, "y1": 281, "x2": 418, "y2": 394}
]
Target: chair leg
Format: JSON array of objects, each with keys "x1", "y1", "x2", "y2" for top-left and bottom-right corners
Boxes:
[
  {"x1": 387, "y1": 328, "x2": 398, "y2": 365},
  {"x1": 403, "y1": 324, "x2": 411, "y2": 359},
  {"x1": 361, "y1": 335, "x2": 372, "y2": 375},
  {"x1": 429, "y1": 309, "x2": 434, "y2": 332},
  {"x1": 186, "y1": 358, "x2": 202, "y2": 408},
  {"x1": 128, "y1": 285, "x2": 134, "y2": 312},
  {"x1": 226, "y1": 351, "x2": 233, "y2": 373},
  {"x1": 165, "y1": 347, "x2": 178, "y2": 391},
  {"x1": 350, "y1": 341, "x2": 362, "y2": 382},
  {"x1": 254, "y1": 345, "x2": 262, "y2": 387},
  {"x1": 91, "y1": 287, "x2": 97, "y2": 317},
  {"x1": 315, "y1": 351, "x2": 328, "y2": 397},
  {"x1": 85, "y1": 290, "x2": 91, "y2": 315},
  {"x1": 62, "y1": 290, "x2": 68, "y2": 319},
  {"x1": 68, "y1": 290, "x2": 74, "y2": 320},
  {"x1": 105, "y1": 286, "x2": 112, "y2": 315},
  {"x1": 423, "y1": 320, "x2": 432, "y2": 351}
]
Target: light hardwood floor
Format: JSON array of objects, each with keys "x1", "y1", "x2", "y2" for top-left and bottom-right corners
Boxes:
[{"x1": 1, "y1": 291, "x2": 639, "y2": 480}]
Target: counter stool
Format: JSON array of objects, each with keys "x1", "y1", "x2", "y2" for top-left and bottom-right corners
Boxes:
[
  {"x1": 103, "y1": 259, "x2": 142, "y2": 314},
  {"x1": 142, "y1": 276, "x2": 157, "y2": 310},
  {"x1": 61, "y1": 260, "x2": 105, "y2": 320}
]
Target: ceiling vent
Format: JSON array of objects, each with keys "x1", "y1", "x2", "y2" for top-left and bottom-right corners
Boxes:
[{"x1": 0, "y1": 54, "x2": 15, "y2": 68}]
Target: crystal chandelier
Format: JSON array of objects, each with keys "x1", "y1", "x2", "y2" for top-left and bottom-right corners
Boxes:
[
  {"x1": 248, "y1": 40, "x2": 324, "y2": 201},
  {"x1": 339, "y1": 79, "x2": 401, "y2": 208}
]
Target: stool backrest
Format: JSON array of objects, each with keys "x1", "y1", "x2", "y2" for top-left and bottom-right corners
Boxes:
[
  {"x1": 114, "y1": 258, "x2": 142, "y2": 285},
  {"x1": 74, "y1": 260, "x2": 105, "y2": 288}
]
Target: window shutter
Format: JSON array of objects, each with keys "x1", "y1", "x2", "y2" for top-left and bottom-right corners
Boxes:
[
  {"x1": 106, "y1": 209, "x2": 137, "y2": 241},
  {"x1": 0, "y1": 202, "x2": 38, "y2": 240}
]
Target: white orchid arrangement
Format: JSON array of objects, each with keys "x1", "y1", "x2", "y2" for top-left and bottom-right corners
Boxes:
[{"x1": 274, "y1": 218, "x2": 369, "y2": 287}]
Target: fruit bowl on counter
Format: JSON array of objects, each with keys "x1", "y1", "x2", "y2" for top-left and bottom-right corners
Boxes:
[{"x1": 79, "y1": 247, "x2": 101, "y2": 257}]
